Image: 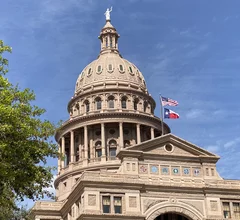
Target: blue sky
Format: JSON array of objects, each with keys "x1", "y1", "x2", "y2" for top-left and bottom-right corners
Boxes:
[{"x1": 1, "y1": 0, "x2": 240, "y2": 207}]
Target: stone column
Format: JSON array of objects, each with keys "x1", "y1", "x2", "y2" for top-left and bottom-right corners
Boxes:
[
  {"x1": 90, "y1": 129, "x2": 94, "y2": 161},
  {"x1": 119, "y1": 122, "x2": 124, "y2": 149},
  {"x1": 112, "y1": 36, "x2": 116, "y2": 48},
  {"x1": 84, "y1": 126, "x2": 88, "y2": 160},
  {"x1": 151, "y1": 127, "x2": 155, "y2": 139},
  {"x1": 70, "y1": 131, "x2": 75, "y2": 163},
  {"x1": 136, "y1": 124, "x2": 141, "y2": 144},
  {"x1": 58, "y1": 143, "x2": 61, "y2": 172},
  {"x1": 117, "y1": 94, "x2": 120, "y2": 109},
  {"x1": 61, "y1": 137, "x2": 65, "y2": 168},
  {"x1": 101, "y1": 123, "x2": 106, "y2": 161}
]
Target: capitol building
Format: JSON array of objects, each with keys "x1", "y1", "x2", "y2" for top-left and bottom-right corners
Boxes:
[{"x1": 31, "y1": 12, "x2": 240, "y2": 220}]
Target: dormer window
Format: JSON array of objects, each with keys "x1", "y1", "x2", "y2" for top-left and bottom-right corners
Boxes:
[
  {"x1": 119, "y1": 64, "x2": 124, "y2": 73},
  {"x1": 97, "y1": 65, "x2": 102, "y2": 74},
  {"x1": 108, "y1": 64, "x2": 113, "y2": 72},
  {"x1": 87, "y1": 68, "x2": 92, "y2": 76},
  {"x1": 80, "y1": 72, "x2": 84, "y2": 81},
  {"x1": 129, "y1": 66, "x2": 134, "y2": 75}
]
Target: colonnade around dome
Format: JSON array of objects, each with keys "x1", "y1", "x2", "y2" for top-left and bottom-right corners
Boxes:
[
  {"x1": 57, "y1": 121, "x2": 159, "y2": 173},
  {"x1": 69, "y1": 91, "x2": 155, "y2": 118}
]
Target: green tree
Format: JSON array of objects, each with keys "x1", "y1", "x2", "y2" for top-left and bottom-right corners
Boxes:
[{"x1": 0, "y1": 40, "x2": 58, "y2": 211}]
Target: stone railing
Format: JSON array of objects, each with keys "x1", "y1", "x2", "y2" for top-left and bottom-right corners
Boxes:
[
  {"x1": 33, "y1": 201, "x2": 63, "y2": 210},
  {"x1": 77, "y1": 171, "x2": 240, "y2": 190}
]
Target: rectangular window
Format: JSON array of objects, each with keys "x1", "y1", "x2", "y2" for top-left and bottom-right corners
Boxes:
[
  {"x1": 233, "y1": 203, "x2": 240, "y2": 219},
  {"x1": 211, "y1": 168, "x2": 215, "y2": 176},
  {"x1": 102, "y1": 196, "x2": 111, "y2": 213},
  {"x1": 114, "y1": 197, "x2": 122, "y2": 214},
  {"x1": 223, "y1": 202, "x2": 231, "y2": 218}
]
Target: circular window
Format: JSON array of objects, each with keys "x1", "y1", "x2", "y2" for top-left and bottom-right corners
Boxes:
[
  {"x1": 95, "y1": 130, "x2": 101, "y2": 136},
  {"x1": 164, "y1": 144, "x2": 174, "y2": 152},
  {"x1": 123, "y1": 129, "x2": 129, "y2": 135},
  {"x1": 109, "y1": 129, "x2": 115, "y2": 135}
]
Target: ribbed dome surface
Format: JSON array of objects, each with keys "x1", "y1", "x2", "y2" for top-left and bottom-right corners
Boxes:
[{"x1": 75, "y1": 52, "x2": 147, "y2": 93}]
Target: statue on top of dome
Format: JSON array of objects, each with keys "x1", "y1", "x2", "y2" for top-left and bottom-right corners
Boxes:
[{"x1": 104, "y1": 7, "x2": 112, "y2": 21}]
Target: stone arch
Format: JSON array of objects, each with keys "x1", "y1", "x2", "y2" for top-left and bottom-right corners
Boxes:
[{"x1": 145, "y1": 201, "x2": 203, "y2": 220}]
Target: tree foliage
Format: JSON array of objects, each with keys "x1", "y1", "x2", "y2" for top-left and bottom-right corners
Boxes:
[{"x1": 0, "y1": 40, "x2": 58, "y2": 210}]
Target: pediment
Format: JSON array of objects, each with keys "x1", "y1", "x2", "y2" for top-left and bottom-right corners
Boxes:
[{"x1": 125, "y1": 133, "x2": 219, "y2": 160}]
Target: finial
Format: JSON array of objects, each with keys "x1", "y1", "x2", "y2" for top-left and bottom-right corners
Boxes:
[{"x1": 104, "y1": 7, "x2": 113, "y2": 21}]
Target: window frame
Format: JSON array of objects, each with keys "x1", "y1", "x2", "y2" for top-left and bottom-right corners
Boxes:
[
  {"x1": 101, "y1": 194, "x2": 123, "y2": 214},
  {"x1": 108, "y1": 96, "x2": 115, "y2": 108},
  {"x1": 121, "y1": 97, "x2": 127, "y2": 109},
  {"x1": 95, "y1": 97, "x2": 102, "y2": 110}
]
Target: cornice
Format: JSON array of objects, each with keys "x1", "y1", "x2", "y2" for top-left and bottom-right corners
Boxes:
[{"x1": 117, "y1": 149, "x2": 218, "y2": 163}]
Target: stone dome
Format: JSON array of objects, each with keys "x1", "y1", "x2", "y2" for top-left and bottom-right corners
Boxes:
[
  {"x1": 74, "y1": 20, "x2": 147, "y2": 95},
  {"x1": 75, "y1": 52, "x2": 147, "y2": 94}
]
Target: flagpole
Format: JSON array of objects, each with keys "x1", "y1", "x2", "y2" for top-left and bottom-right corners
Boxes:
[{"x1": 160, "y1": 94, "x2": 164, "y2": 136}]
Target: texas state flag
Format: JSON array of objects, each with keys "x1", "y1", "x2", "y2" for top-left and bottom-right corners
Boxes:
[{"x1": 164, "y1": 108, "x2": 179, "y2": 119}]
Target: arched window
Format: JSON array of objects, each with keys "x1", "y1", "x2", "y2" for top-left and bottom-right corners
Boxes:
[
  {"x1": 144, "y1": 101, "x2": 148, "y2": 112},
  {"x1": 108, "y1": 96, "x2": 114, "y2": 108},
  {"x1": 109, "y1": 139, "x2": 117, "y2": 160},
  {"x1": 95, "y1": 97, "x2": 102, "y2": 110},
  {"x1": 121, "y1": 96, "x2": 127, "y2": 109},
  {"x1": 110, "y1": 36, "x2": 113, "y2": 48},
  {"x1": 85, "y1": 100, "x2": 90, "y2": 113},
  {"x1": 109, "y1": 139, "x2": 117, "y2": 147},
  {"x1": 124, "y1": 140, "x2": 130, "y2": 147},
  {"x1": 133, "y1": 98, "x2": 139, "y2": 111},
  {"x1": 95, "y1": 141, "x2": 102, "y2": 158},
  {"x1": 105, "y1": 37, "x2": 108, "y2": 47}
]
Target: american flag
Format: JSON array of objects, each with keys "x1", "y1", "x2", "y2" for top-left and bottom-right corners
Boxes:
[{"x1": 161, "y1": 96, "x2": 178, "y2": 106}]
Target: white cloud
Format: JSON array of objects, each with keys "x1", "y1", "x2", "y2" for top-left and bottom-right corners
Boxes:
[
  {"x1": 186, "y1": 109, "x2": 204, "y2": 119},
  {"x1": 187, "y1": 44, "x2": 208, "y2": 58},
  {"x1": 206, "y1": 145, "x2": 220, "y2": 153},
  {"x1": 44, "y1": 174, "x2": 57, "y2": 195},
  {"x1": 224, "y1": 137, "x2": 240, "y2": 149}
]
